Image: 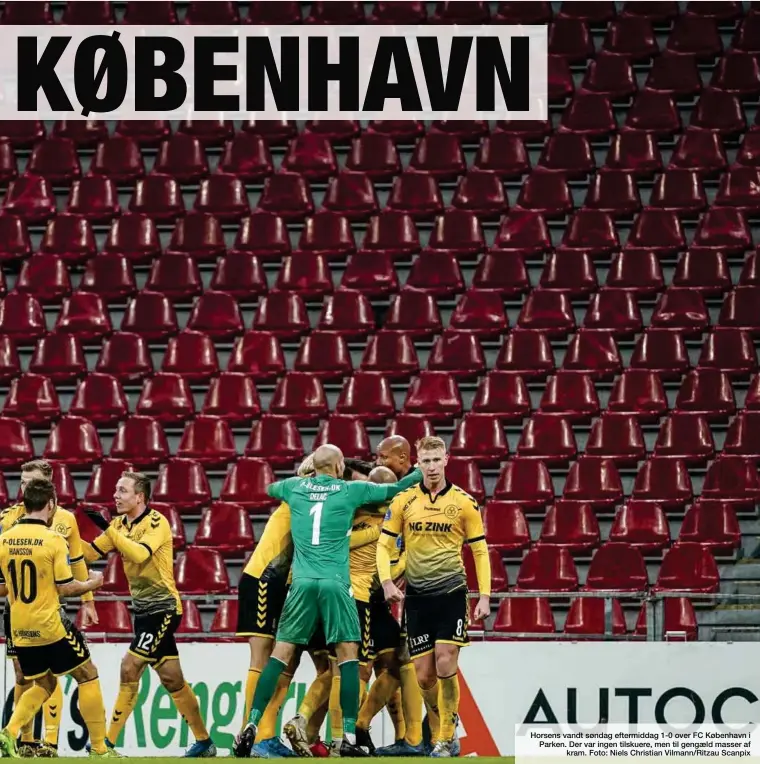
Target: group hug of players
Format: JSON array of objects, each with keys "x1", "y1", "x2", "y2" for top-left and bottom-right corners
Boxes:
[{"x1": 0, "y1": 434, "x2": 492, "y2": 759}]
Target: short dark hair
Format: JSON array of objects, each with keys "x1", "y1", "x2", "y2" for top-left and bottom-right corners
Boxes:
[
  {"x1": 21, "y1": 460, "x2": 53, "y2": 479},
  {"x1": 122, "y1": 471, "x2": 151, "y2": 503},
  {"x1": 343, "y1": 459, "x2": 374, "y2": 481},
  {"x1": 23, "y1": 479, "x2": 56, "y2": 513}
]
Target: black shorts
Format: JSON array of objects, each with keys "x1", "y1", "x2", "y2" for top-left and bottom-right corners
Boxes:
[
  {"x1": 404, "y1": 589, "x2": 469, "y2": 659},
  {"x1": 370, "y1": 599, "x2": 402, "y2": 658},
  {"x1": 236, "y1": 573, "x2": 288, "y2": 639},
  {"x1": 16, "y1": 625, "x2": 91, "y2": 680},
  {"x1": 3, "y1": 607, "x2": 16, "y2": 659},
  {"x1": 307, "y1": 601, "x2": 374, "y2": 664},
  {"x1": 130, "y1": 610, "x2": 181, "y2": 666}
]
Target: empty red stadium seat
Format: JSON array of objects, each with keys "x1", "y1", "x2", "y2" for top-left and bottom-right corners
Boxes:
[
  {"x1": 149, "y1": 459, "x2": 211, "y2": 515},
  {"x1": 177, "y1": 120, "x2": 234, "y2": 147},
  {"x1": 635, "y1": 597, "x2": 697, "y2": 641},
  {"x1": 516, "y1": 414, "x2": 577, "y2": 466},
  {"x1": 360, "y1": 331, "x2": 419, "y2": 380},
  {"x1": 79, "y1": 254, "x2": 137, "y2": 303},
  {"x1": 305, "y1": 121, "x2": 361, "y2": 143},
  {"x1": 516, "y1": 171, "x2": 573, "y2": 219},
  {"x1": 632, "y1": 458, "x2": 693, "y2": 509},
  {"x1": 67, "y1": 175, "x2": 120, "y2": 223},
  {"x1": 471, "y1": 371, "x2": 531, "y2": 423},
  {"x1": 335, "y1": 373, "x2": 395, "y2": 423},
  {"x1": 406, "y1": 252, "x2": 464, "y2": 298},
  {"x1": 607, "y1": 369, "x2": 668, "y2": 422},
  {"x1": 241, "y1": 120, "x2": 297, "y2": 146},
  {"x1": 177, "y1": 417, "x2": 236, "y2": 468},
  {"x1": 228, "y1": 331, "x2": 285, "y2": 382},
  {"x1": 186, "y1": 291, "x2": 244, "y2": 341},
  {"x1": 69, "y1": 373, "x2": 127, "y2": 426},
  {"x1": 0, "y1": 292, "x2": 45, "y2": 345},
  {"x1": 540, "y1": 250, "x2": 598, "y2": 297},
  {"x1": 516, "y1": 546, "x2": 578, "y2": 591},
  {"x1": 94, "y1": 332, "x2": 152, "y2": 383},
  {"x1": 244, "y1": 415, "x2": 304, "y2": 469},
  {"x1": 517, "y1": 290, "x2": 576, "y2": 338},
  {"x1": 540, "y1": 502, "x2": 600, "y2": 554},
  {"x1": 493, "y1": 598, "x2": 556, "y2": 638},
  {"x1": 177, "y1": 601, "x2": 202, "y2": 637},
  {"x1": 253, "y1": 292, "x2": 310, "y2": 340},
  {"x1": 160, "y1": 331, "x2": 219, "y2": 383},
  {"x1": 672, "y1": 249, "x2": 732, "y2": 296},
  {"x1": 297, "y1": 211, "x2": 356, "y2": 261},
  {"x1": 561, "y1": 330, "x2": 623, "y2": 381},
  {"x1": 345, "y1": 134, "x2": 400, "y2": 182},
  {"x1": 0, "y1": 336, "x2": 19, "y2": 385},
  {"x1": 340, "y1": 253, "x2": 399, "y2": 297},
  {"x1": 231, "y1": 212, "x2": 290, "y2": 263},
  {"x1": 154, "y1": 135, "x2": 208, "y2": 184},
  {"x1": 693, "y1": 208, "x2": 751, "y2": 254},
  {"x1": 275, "y1": 255, "x2": 333, "y2": 299},
  {"x1": 201, "y1": 373, "x2": 261, "y2": 424},
  {"x1": 745, "y1": 374, "x2": 760, "y2": 411},
  {"x1": 606, "y1": 250, "x2": 664, "y2": 297},
  {"x1": 675, "y1": 369, "x2": 736, "y2": 421},
  {"x1": 360, "y1": 211, "x2": 421, "y2": 260},
  {"x1": 565, "y1": 598, "x2": 627, "y2": 637},
  {"x1": 16, "y1": 254, "x2": 70, "y2": 304},
  {"x1": 220, "y1": 458, "x2": 276, "y2": 512},
  {"x1": 445, "y1": 458, "x2": 486, "y2": 505},
  {"x1": 270, "y1": 372, "x2": 328, "y2": 423},
  {"x1": 630, "y1": 329, "x2": 690, "y2": 380},
  {"x1": 387, "y1": 172, "x2": 443, "y2": 221},
  {"x1": 586, "y1": 413, "x2": 646, "y2": 466},
  {"x1": 609, "y1": 501, "x2": 670, "y2": 554},
  {"x1": 2, "y1": 374, "x2": 59, "y2": 428},
  {"x1": 294, "y1": 332, "x2": 352, "y2": 381},
  {"x1": 104, "y1": 213, "x2": 161, "y2": 265},
  {"x1": 218, "y1": 133, "x2": 273, "y2": 183},
  {"x1": 474, "y1": 131, "x2": 531, "y2": 179},
  {"x1": 583, "y1": 289, "x2": 643, "y2": 337},
  {"x1": 654, "y1": 413, "x2": 714, "y2": 464},
  {"x1": 625, "y1": 209, "x2": 685, "y2": 257},
  {"x1": 403, "y1": 371, "x2": 463, "y2": 423},
  {"x1": 313, "y1": 415, "x2": 371, "y2": 460},
  {"x1": 167, "y1": 213, "x2": 226, "y2": 263},
  {"x1": 585, "y1": 170, "x2": 642, "y2": 218},
  {"x1": 605, "y1": 132, "x2": 662, "y2": 178},
  {"x1": 175, "y1": 548, "x2": 230, "y2": 595},
  {"x1": 722, "y1": 411, "x2": 760, "y2": 462},
  {"x1": 427, "y1": 331, "x2": 486, "y2": 380},
  {"x1": 135, "y1": 373, "x2": 195, "y2": 424},
  {"x1": 90, "y1": 136, "x2": 145, "y2": 183},
  {"x1": 195, "y1": 504, "x2": 255, "y2": 558},
  {"x1": 491, "y1": 210, "x2": 551, "y2": 260},
  {"x1": 450, "y1": 413, "x2": 509, "y2": 465},
  {"x1": 27, "y1": 334, "x2": 82, "y2": 384},
  {"x1": 719, "y1": 286, "x2": 760, "y2": 335},
  {"x1": 194, "y1": 173, "x2": 250, "y2": 222},
  {"x1": 209, "y1": 599, "x2": 239, "y2": 639},
  {"x1": 283, "y1": 134, "x2": 338, "y2": 182},
  {"x1": 452, "y1": 170, "x2": 509, "y2": 220},
  {"x1": 110, "y1": 416, "x2": 169, "y2": 468},
  {"x1": 54, "y1": 292, "x2": 112, "y2": 343},
  {"x1": 482, "y1": 502, "x2": 531, "y2": 554},
  {"x1": 43, "y1": 415, "x2": 102, "y2": 468},
  {"x1": 258, "y1": 172, "x2": 314, "y2": 222},
  {"x1": 3, "y1": 174, "x2": 56, "y2": 223},
  {"x1": 28, "y1": 137, "x2": 80, "y2": 185},
  {"x1": 711, "y1": 50, "x2": 760, "y2": 97},
  {"x1": 473, "y1": 254, "x2": 530, "y2": 297},
  {"x1": 698, "y1": 328, "x2": 758, "y2": 378},
  {"x1": 77, "y1": 600, "x2": 132, "y2": 639},
  {"x1": 211, "y1": 254, "x2": 267, "y2": 302},
  {"x1": 538, "y1": 372, "x2": 600, "y2": 423},
  {"x1": 121, "y1": 292, "x2": 179, "y2": 342},
  {"x1": 624, "y1": 89, "x2": 681, "y2": 138},
  {"x1": 538, "y1": 133, "x2": 593, "y2": 178},
  {"x1": 450, "y1": 289, "x2": 508, "y2": 337},
  {"x1": 496, "y1": 330, "x2": 556, "y2": 380},
  {"x1": 562, "y1": 457, "x2": 624, "y2": 509},
  {"x1": 586, "y1": 542, "x2": 648, "y2": 592},
  {"x1": 549, "y1": 17, "x2": 594, "y2": 62},
  {"x1": 318, "y1": 290, "x2": 376, "y2": 339},
  {"x1": 83, "y1": 458, "x2": 132, "y2": 509},
  {"x1": 670, "y1": 129, "x2": 727, "y2": 176},
  {"x1": 678, "y1": 501, "x2": 741, "y2": 554},
  {"x1": 123, "y1": 1, "x2": 177, "y2": 24},
  {"x1": 654, "y1": 543, "x2": 719, "y2": 593},
  {"x1": 702, "y1": 455, "x2": 760, "y2": 504}
]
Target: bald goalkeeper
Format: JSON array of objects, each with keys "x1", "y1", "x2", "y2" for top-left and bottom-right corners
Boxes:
[{"x1": 235, "y1": 445, "x2": 421, "y2": 758}]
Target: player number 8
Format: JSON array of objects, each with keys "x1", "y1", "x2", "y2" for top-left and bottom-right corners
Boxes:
[{"x1": 455, "y1": 619, "x2": 464, "y2": 637}]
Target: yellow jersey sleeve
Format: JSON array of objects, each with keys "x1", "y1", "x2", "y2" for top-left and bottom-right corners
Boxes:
[
  {"x1": 462, "y1": 501, "x2": 486, "y2": 545},
  {"x1": 0, "y1": 505, "x2": 24, "y2": 534},
  {"x1": 90, "y1": 531, "x2": 115, "y2": 558},
  {"x1": 52, "y1": 535, "x2": 74, "y2": 585},
  {"x1": 54, "y1": 509, "x2": 93, "y2": 602},
  {"x1": 135, "y1": 515, "x2": 171, "y2": 555},
  {"x1": 243, "y1": 503, "x2": 293, "y2": 582},
  {"x1": 377, "y1": 492, "x2": 406, "y2": 582}
]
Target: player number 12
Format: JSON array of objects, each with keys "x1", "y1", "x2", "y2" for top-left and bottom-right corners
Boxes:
[{"x1": 309, "y1": 502, "x2": 323, "y2": 546}]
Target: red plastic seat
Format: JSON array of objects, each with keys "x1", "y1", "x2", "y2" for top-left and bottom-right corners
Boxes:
[
  {"x1": 152, "y1": 458, "x2": 211, "y2": 514},
  {"x1": 516, "y1": 171, "x2": 573, "y2": 219},
  {"x1": 3, "y1": 174, "x2": 56, "y2": 223},
  {"x1": 90, "y1": 136, "x2": 144, "y2": 184},
  {"x1": 167, "y1": 213, "x2": 225, "y2": 264},
  {"x1": 15, "y1": 254, "x2": 70, "y2": 304},
  {"x1": 220, "y1": 457, "x2": 277, "y2": 512},
  {"x1": 218, "y1": 133, "x2": 273, "y2": 183},
  {"x1": 408, "y1": 133, "x2": 464, "y2": 181},
  {"x1": 517, "y1": 289, "x2": 576, "y2": 338},
  {"x1": 740, "y1": 251, "x2": 760, "y2": 286},
  {"x1": 228, "y1": 331, "x2": 285, "y2": 382},
  {"x1": 495, "y1": 2, "x2": 552, "y2": 23},
  {"x1": 646, "y1": 52, "x2": 702, "y2": 99},
  {"x1": 318, "y1": 290, "x2": 375, "y2": 339},
  {"x1": 690, "y1": 89, "x2": 746, "y2": 135},
  {"x1": 2, "y1": 373, "x2": 59, "y2": 427},
  {"x1": 549, "y1": 17, "x2": 594, "y2": 62},
  {"x1": 28, "y1": 137, "x2": 80, "y2": 185},
  {"x1": 211, "y1": 254, "x2": 267, "y2": 302},
  {"x1": 450, "y1": 413, "x2": 509, "y2": 465},
  {"x1": 387, "y1": 172, "x2": 443, "y2": 221},
  {"x1": 135, "y1": 373, "x2": 195, "y2": 424},
  {"x1": 312, "y1": 415, "x2": 371, "y2": 460},
  {"x1": 194, "y1": 174, "x2": 249, "y2": 222},
  {"x1": 608, "y1": 369, "x2": 668, "y2": 422},
  {"x1": 723, "y1": 411, "x2": 760, "y2": 462},
  {"x1": 540, "y1": 501, "x2": 600, "y2": 554},
  {"x1": 472, "y1": 253, "x2": 530, "y2": 297},
  {"x1": 201, "y1": 373, "x2": 260, "y2": 424},
  {"x1": 603, "y1": 15, "x2": 658, "y2": 59},
  {"x1": 403, "y1": 371, "x2": 463, "y2": 423},
  {"x1": 672, "y1": 249, "x2": 731, "y2": 296},
  {"x1": 231, "y1": 212, "x2": 290, "y2": 263},
  {"x1": 253, "y1": 292, "x2": 310, "y2": 340},
  {"x1": 561, "y1": 330, "x2": 623, "y2": 381},
  {"x1": 0, "y1": 418, "x2": 32, "y2": 470},
  {"x1": 186, "y1": 291, "x2": 244, "y2": 341},
  {"x1": 715, "y1": 167, "x2": 760, "y2": 216},
  {"x1": 449, "y1": 289, "x2": 508, "y2": 338},
  {"x1": 630, "y1": 329, "x2": 690, "y2": 380},
  {"x1": 335, "y1": 372, "x2": 395, "y2": 423},
  {"x1": 54, "y1": 292, "x2": 112, "y2": 343},
  {"x1": 121, "y1": 291, "x2": 178, "y2": 342},
  {"x1": 258, "y1": 172, "x2": 314, "y2": 222},
  {"x1": 451, "y1": 171, "x2": 509, "y2": 220},
  {"x1": 128, "y1": 173, "x2": 183, "y2": 222},
  {"x1": 624, "y1": 90, "x2": 681, "y2": 138},
  {"x1": 654, "y1": 543, "x2": 719, "y2": 593},
  {"x1": 39, "y1": 215, "x2": 96, "y2": 268},
  {"x1": 538, "y1": 372, "x2": 599, "y2": 423},
  {"x1": 359, "y1": 331, "x2": 420, "y2": 380},
  {"x1": 428, "y1": 210, "x2": 486, "y2": 259},
  {"x1": 145, "y1": 253, "x2": 202, "y2": 302},
  {"x1": 559, "y1": 93, "x2": 617, "y2": 139},
  {"x1": 297, "y1": 212, "x2": 356, "y2": 261},
  {"x1": 609, "y1": 501, "x2": 670, "y2": 554},
  {"x1": 176, "y1": 601, "x2": 202, "y2": 637},
  {"x1": 0, "y1": 336, "x2": 19, "y2": 385},
  {"x1": 384, "y1": 416, "x2": 436, "y2": 458},
  {"x1": 360, "y1": 211, "x2": 420, "y2": 260},
  {"x1": 383, "y1": 289, "x2": 441, "y2": 338},
  {"x1": 244, "y1": 416, "x2": 304, "y2": 469},
  {"x1": 482, "y1": 502, "x2": 531, "y2": 554},
  {"x1": 427, "y1": 331, "x2": 486, "y2": 380},
  {"x1": 123, "y1": 1, "x2": 177, "y2": 23},
  {"x1": 43, "y1": 415, "x2": 102, "y2": 468},
  {"x1": 474, "y1": 131, "x2": 531, "y2": 179},
  {"x1": 516, "y1": 546, "x2": 578, "y2": 591},
  {"x1": 496, "y1": 329, "x2": 556, "y2": 380},
  {"x1": 177, "y1": 416, "x2": 236, "y2": 468},
  {"x1": 432, "y1": 1, "x2": 489, "y2": 22},
  {"x1": 406, "y1": 252, "x2": 464, "y2": 298},
  {"x1": 585, "y1": 413, "x2": 645, "y2": 466},
  {"x1": 175, "y1": 548, "x2": 230, "y2": 595},
  {"x1": 294, "y1": 332, "x2": 352, "y2": 381},
  {"x1": 368, "y1": 2, "x2": 427, "y2": 23},
  {"x1": 702, "y1": 455, "x2": 760, "y2": 504},
  {"x1": 176, "y1": 120, "x2": 234, "y2": 147},
  {"x1": 744, "y1": 374, "x2": 760, "y2": 411},
  {"x1": 692, "y1": 208, "x2": 751, "y2": 254},
  {"x1": 650, "y1": 169, "x2": 707, "y2": 217},
  {"x1": 678, "y1": 501, "x2": 740, "y2": 554},
  {"x1": 493, "y1": 458, "x2": 554, "y2": 510},
  {"x1": 0, "y1": 293, "x2": 43, "y2": 347},
  {"x1": 582, "y1": 52, "x2": 637, "y2": 101},
  {"x1": 275, "y1": 255, "x2": 333, "y2": 300},
  {"x1": 632, "y1": 457, "x2": 693, "y2": 509},
  {"x1": 282, "y1": 134, "x2": 337, "y2": 182},
  {"x1": 540, "y1": 249, "x2": 598, "y2": 297},
  {"x1": 195, "y1": 504, "x2": 254, "y2": 558},
  {"x1": 625, "y1": 209, "x2": 685, "y2": 257},
  {"x1": 0, "y1": 215, "x2": 30, "y2": 265},
  {"x1": 674, "y1": 369, "x2": 735, "y2": 421},
  {"x1": 493, "y1": 598, "x2": 555, "y2": 637},
  {"x1": 445, "y1": 458, "x2": 485, "y2": 504},
  {"x1": 82, "y1": 459, "x2": 132, "y2": 509},
  {"x1": 104, "y1": 213, "x2": 161, "y2": 265},
  {"x1": 0, "y1": 121, "x2": 44, "y2": 148},
  {"x1": 69, "y1": 373, "x2": 127, "y2": 427},
  {"x1": 110, "y1": 415, "x2": 169, "y2": 468},
  {"x1": 670, "y1": 130, "x2": 727, "y2": 176},
  {"x1": 341, "y1": 254, "x2": 399, "y2": 298},
  {"x1": 653, "y1": 412, "x2": 714, "y2": 465},
  {"x1": 667, "y1": 14, "x2": 722, "y2": 59},
  {"x1": 241, "y1": 120, "x2": 297, "y2": 146},
  {"x1": 76, "y1": 600, "x2": 132, "y2": 638},
  {"x1": 634, "y1": 597, "x2": 697, "y2": 641},
  {"x1": 471, "y1": 371, "x2": 531, "y2": 422},
  {"x1": 565, "y1": 598, "x2": 627, "y2": 637},
  {"x1": 27, "y1": 334, "x2": 82, "y2": 384},
  {"x1": 516, "y1": 414, "x2": 577, "y2": 466},
  {"x1": 79, "y1": 254, "x2": 137, "y2": 303},
  {"x1": 562, "y1": 457, "x2": 624, "y2": 509},
  {"x1": 270, "y1": 372, "x2": 328, "y2": 423},
  {"x1": 650, "y1": 288, "x2": 709, "y2": 335},
  {"x1": 303, "y1": 121, "x2": 360, "y2": 145},
  {"x1": 158, "y1": 331, "x2": 218, "y2": 384},
  {"x1": 711, "y1": 51, "x2": 760, "y2": 97},
  {"x1": 719, "y1": 286, "x2": 760, "y2": 335},
  {"x1": 698, "y1": 328, "x2": 758, "y2": 378},
  {"x1": 733, "y1": 13, "x2": 760, "y2": 53},
  {"x1": 491, "y1": 210, "x2": 552, "y2": 259},
  {"x1": 586, "y1": 542, "x2": 648, "y2": 592},
  {"x1": 344, "y1": 134, "x2": 401, "y2": 183}
]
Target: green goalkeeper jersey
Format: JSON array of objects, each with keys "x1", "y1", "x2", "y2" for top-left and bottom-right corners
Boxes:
[{"x1": 267, "y1": 469, "x2": 421, "y2": 585}]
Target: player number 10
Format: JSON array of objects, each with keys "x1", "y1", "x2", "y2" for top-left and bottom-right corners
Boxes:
[{"x1": 309, "y1": 502, "x2": 324, "y2": 546}]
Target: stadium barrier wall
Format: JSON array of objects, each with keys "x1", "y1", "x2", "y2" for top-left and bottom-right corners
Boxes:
[{"x1": 1, "y1": 642, "x2": 757, "y2": 757}]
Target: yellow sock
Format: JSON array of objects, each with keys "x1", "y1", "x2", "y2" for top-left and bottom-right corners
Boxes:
[
  {"x1": 171, "y1": 684, "x2": 209, "y2": 742},
  {"x1": 438, "y1": 674, "x2": 460, "y2": 741},
  {"x1": 357, "y1": 671, "x2": 399, "y2": 729},
  {"x1": 256, "y1": 672, "x2": 292, "y2": 743},
  {"x1": 107, "y1": 681, "x2": 139, "y2": 744},
  {"x1": 299, "y1": 668, "x2": 332, "y2": 722},
  {"x1": 14, "y1": 684, "x2": 35, "y2": 743},
  {"x1": 306, "y1": 700, "x2": 328, "y2": 743},
  {"x1": 7, "y1": 685, "x2": 50, "y2": 739},
  {"x1": 78, "y1": 677, "x2": 108, "y2": 755},
  {"x1": 387, "y1": 687, "x2": 406, "y2": 742},
  {"x1": 400, "y1": 663, "x2": 423, "y2": 746},
  {"x1": 329, "y1": 675, "x2": 342, "y2": 741},
  {"x1": 43, "y1": 681, "x2": 63, "y2": 746},
  {"x1": 242, "y1": 669, "x2": 260, "y2": 732},
  {"x1": 420, "y1": 680, "x2": 441, "y2": 743}
]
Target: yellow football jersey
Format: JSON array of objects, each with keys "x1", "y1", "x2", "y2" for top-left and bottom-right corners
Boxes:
[
  {"x1": 350, "y1": 511, "x2": 384, "y2": 603},
  {"x1": 0, "y1": 518, "x2": 74, "y2": 647},
  {"x1": 379, "y1": 482, "x2": 487, "y2": 596},
  {"x1": 91, "y1": 509, "x2": 181, "y2": 615},
  {"x1": 243, "y1": 503, "x2": 293, "y2": 583}
]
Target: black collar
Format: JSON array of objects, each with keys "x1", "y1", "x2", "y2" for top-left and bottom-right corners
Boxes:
[
  {"x1": 421, "y1": 480, "x2": 452, "y2": 501},
  {"x1": 18, "y1": 518, "x2": 47, "y2": 526},
  {"x1": 122, "y1": 507, "x2": 151, "y2": 528}
]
